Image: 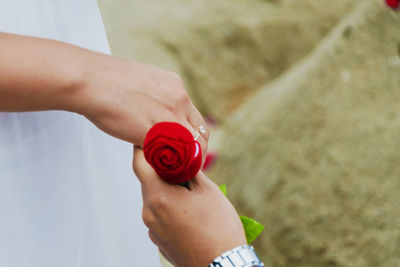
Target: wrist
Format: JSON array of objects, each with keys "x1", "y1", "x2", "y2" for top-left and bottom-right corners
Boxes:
[
  {"x1": 63, "y1": 51, "x2": 116, "y2": 116},
  {"x1": 49, "y1": 47, "x2": 99, "y2": 114}
]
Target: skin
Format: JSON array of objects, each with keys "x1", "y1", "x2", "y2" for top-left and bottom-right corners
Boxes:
[
  {"x1": 0, "y1": 32, "x2": 244, "y2": 264},
  {"x1": 133, "y1": 146, "x2": 247, "y2": 267},
  {"x1": 0, "y1": 32, "x2": 208, "y2": 154}
]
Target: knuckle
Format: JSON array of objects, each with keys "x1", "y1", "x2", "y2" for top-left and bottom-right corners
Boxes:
[
  {"x1": 148, "y1": 231, "x2": 161, "y2": 247},
  {"x1": 168, "y1": 71, "x2": 183, "y2": 83},
  {"x1": 132, "y1": 159, "x2": 139, "y2": 174},
  {"x1": 132, "y1": 159, "x2": 144, "y2": 177},
  {"x1": 174, "y1": 92, "x2": 190, "y2": 108},
  {"x1": 166, "y1": 90, "x2": 190, "y2": 112},
  {"x1": 147, "y1": 193, "x2": 168, "y2": 210},
  {"x1": 148, "y1": 231, "x2": 156, "y2": 243},
  {"x1": 142, "y1": 208, "x2": 155, "y2": 228}
]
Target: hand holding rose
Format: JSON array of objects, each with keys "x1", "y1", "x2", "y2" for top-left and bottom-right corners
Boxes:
[{"x1": 133, "y1": 146, "x2": 247, "y2": 267}]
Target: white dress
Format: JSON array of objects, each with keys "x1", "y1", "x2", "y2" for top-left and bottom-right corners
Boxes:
[{"x1": 0, "y1": 0, "x2": 160, "y2": 266}]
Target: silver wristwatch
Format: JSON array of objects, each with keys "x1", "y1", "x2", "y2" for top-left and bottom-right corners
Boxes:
[{"x1": 209, "y1": 245, "x2": 264, "y2": 267}]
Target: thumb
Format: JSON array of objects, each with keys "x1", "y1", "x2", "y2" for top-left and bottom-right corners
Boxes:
[
  {"x1": 133, "y1": 145, "x2": 158, "y2": 187},
  {"x1": 132, "y1": 145, "x2": 184, "y2": 193}
]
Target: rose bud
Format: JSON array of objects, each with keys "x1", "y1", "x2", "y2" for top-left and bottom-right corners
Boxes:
[{"x1": 143, "y1": 122, "x2": 202, "y2": 184}]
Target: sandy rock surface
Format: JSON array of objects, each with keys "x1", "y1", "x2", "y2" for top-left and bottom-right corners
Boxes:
[
  {"x1": 209, "y1": 1, "x2": 400, "y2": 266},
  {"x1": 98, "y1": 0, "x2": 400, "y2": 266},
  {"x1": 99, "y1": 0, "x2": 359, "y2": 121}
]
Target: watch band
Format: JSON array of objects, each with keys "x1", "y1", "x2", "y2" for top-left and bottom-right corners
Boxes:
[{"x1": 209, "y1": 245, "x2": 264, "y2": 267}]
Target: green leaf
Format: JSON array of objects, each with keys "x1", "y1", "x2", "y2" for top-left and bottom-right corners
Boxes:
[
  {"x1": 219, "y1": 184, "x2": 227, "y2": 196},
  {"x1": 218, "y1": 184, "x2": 264, "y2": 243},
  {"x1": 240, "y1": 215, "x2": 265, "y2": 244}
]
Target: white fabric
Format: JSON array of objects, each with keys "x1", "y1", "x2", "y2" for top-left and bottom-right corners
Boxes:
[{"x1": 0, "y1": 0, "x2": 160, "y2": 266}]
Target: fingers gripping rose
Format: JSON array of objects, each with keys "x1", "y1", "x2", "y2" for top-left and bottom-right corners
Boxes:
[{"x1": 143, "y1": 122, "x2": 202, "y2": 184}]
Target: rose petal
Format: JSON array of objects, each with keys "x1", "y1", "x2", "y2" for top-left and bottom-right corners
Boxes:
[
  {"x1": 144, "y1": 122, "x2": 193, "y2": 147},
  {"x1": 145, "y1": 136, "x2": 191, "y2": 165},
  {"x1": 143, "y1": 122, "x2": 202, "y2": 184},
  {"x1": 183, "y1": 141, "x2": 202, "y2": 182},
  {"x1": 160, "y1": 148, "x2": 178, "y2": 166}
]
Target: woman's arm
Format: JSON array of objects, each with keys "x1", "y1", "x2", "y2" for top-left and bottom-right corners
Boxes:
[
  {"x1": 0, "y1": 32, "x2": 208, "y2": 151},
  {"x1": 0, "y1": 32, "x2": 88, "y2": 112}
]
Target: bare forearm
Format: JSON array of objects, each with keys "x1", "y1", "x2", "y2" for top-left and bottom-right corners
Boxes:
[
  {"x1": 0, "y1": 32, "x2": 207, "y2": 148},
  {"x1": 0, "y1": 32, "x2": 98, "y2": 113}
]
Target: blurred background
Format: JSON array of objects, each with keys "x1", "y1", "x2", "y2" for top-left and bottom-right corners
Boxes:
[{"x1": 97, "y1": 0, "x2": 400, "y2": 266}]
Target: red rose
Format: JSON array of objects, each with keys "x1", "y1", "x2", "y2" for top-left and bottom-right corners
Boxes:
[
  {"x1": 143, "y1": 122, "x2": 202, "y2": 184},
  {"x1": 386, "y1": 0, "x2": 399, "y2": 9}
]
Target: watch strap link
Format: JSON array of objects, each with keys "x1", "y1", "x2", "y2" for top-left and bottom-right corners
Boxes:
[{"x1": 209, "y1": 245, "x2": 264, "y2": 267}]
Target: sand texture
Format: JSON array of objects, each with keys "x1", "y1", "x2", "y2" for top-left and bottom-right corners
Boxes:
[{"x1": 98, "y1": 0, "x2": 400, "y2": 266}]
